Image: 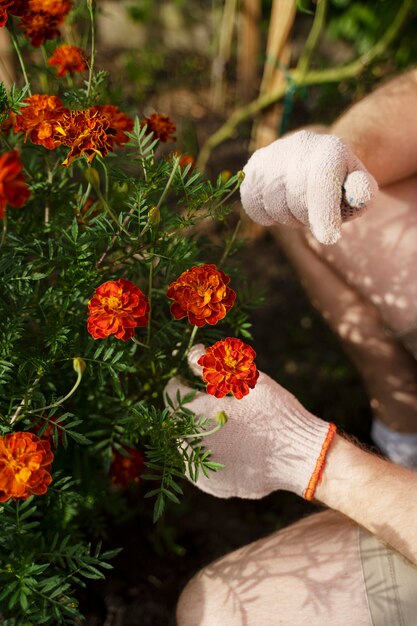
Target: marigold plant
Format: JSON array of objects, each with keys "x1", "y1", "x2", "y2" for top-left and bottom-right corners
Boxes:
[{"x1": 0, "y1": 2, "x2": 259, "y2": 622}]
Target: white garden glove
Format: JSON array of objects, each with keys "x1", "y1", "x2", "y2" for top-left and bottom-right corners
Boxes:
[
  {"x1": 164, "y1": 344, "x2": 336, "y2": 500},
  {"x1": 240, "y1": 130, "x2": 378, "y2": 245}
]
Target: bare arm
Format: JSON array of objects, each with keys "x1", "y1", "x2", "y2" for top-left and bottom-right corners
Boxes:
[
  {"x1": 316, "y1": 433, "x2": 417, "y2": 565},
  {"x1": 330, "y1": 69, "x2": 417, "y2": 185}
]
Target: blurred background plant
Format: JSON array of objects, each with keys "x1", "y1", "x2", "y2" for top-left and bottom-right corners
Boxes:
[{"x1": 1, "y1": 0, "x2": 416, "y2": 623}]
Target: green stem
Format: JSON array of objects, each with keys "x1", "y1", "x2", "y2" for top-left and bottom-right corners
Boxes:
[
  {"x1": 86, "y1": 1, "x2": 96, "y2": 104},
  {"x1": 131, "y1": 336, "x2": 150, "y2": 349},
  {"x1": 10, "y1": 375, "x2": 42, "y2": 425},
  {"x1": 218, "y1": 218, "x2": 241, "y2": 266},
  {"x1": 297, "y1": 0, "x2": 328, "y2": 77},
  {"x1": 146, "y1": 247, "x2": 154, "y2": 346},
  {"x1": 8, "y1": 23, "x2": 32, "y2": 96},
  {"x1": 0, "y1": 209, "x2": 7, "y2": 248},
  {"x1": 183, "y1": 325, "x2": 198, "y2": 362},
  {"x1": 154, "y1": 155, "x2": 180, "y2": 212},
  {"x1": 27, "y1": 369, "x2": 83, "y2": 415},
  {"x1": 182, "y1": 422, "x2": 223, "y2": 440},
  {"x1": 196, "y1": 0, "x2": 412, "y2": 170}
]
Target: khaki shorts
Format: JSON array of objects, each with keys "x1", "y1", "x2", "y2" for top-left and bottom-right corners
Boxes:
[{"x1": 359, "y1": 526, "x2": 417, "y2": 625}]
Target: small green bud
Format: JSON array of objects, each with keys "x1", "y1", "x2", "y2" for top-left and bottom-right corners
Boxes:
[
  {"x1": 73, "y1": 357, "x2": 86, "y2": 375},
  {"x1": 84, "y1": 167, "x2": 100, "y2": 190},
  {"x1": 215, "y1": 411, "x2": 228, "y2": 427},
  {"x1": 236, "y1": 170, "x2": 245, "y2": 183},
  {"x1": 148, "y1": 206, "x2": 160, "y2": 225}
]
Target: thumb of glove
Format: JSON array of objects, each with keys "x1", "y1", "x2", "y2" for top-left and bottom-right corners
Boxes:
[{"x1": 187, "y1": 343, "x2": 206, "y2": 377}]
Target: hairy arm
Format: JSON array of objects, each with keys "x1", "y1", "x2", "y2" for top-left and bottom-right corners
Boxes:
[
  {"x1": 330, "y1": 69, "x2": 417, "y2": 185},
  {"x1": 316, "y1": 434, "x2": 417, "y2": 565}
]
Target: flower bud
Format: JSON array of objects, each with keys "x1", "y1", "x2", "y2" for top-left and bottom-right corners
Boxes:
[
  {"x1": 84, "y1": 167, "x2": 100, "y2": 190},
  {"x1": 73, "y1": 357, "x2": 87, "y2": 375},
  {"x1": 236, "y1": 170, "x2": 245, "y2": 184},
  {"x1": 215, "y1": 411, "x2": 228, "y2": 427},
  {"x1": 148, "y1": 206, "x2": 160, "y2": 225}
]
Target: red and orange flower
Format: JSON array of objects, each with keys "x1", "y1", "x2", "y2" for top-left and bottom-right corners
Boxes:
[
  {"x1": 198, "y1": 338, "x2": 259, "y2": 399},
  {"x1": 167, "y1": 264, "x2": 235, "y2": 327},
  {"x1": 110, "y1": 445, "x2": 144, "y2": 488},
  {"x1": 0, "y1": 0, "x2": 25, "y2": 27},
  {"x1": 48, "y1": 44, "x2": 88, "y2": 77},
  {"x1": 0, "y1": 150, "x2": 31, "y2": 219},
  {"x1": 142, "y1": 113, "x2": 176, "y2": 143},
  {"x1": 55, "y1": 108, "x2": 117, "y2": 166},
  {"x1": 0, "y1": 432, "x2": 54, "y2": 502},
  {"x1": 14, "y1": 94, "x2": 68, "y2": 150},
  {"x1": 19, "y1": 0, "x2": 72, "y2": 47},
  {"x1": 87, "y1": 278, "x2": 150, "y2": 341},
  {"x1": 90, "y1": 105, "x2": 134, "y2": 147}
]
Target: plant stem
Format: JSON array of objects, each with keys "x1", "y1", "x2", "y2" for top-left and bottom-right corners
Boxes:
[
  {"x1": 146, "y1": 247, "x2": 154, "y2": 346},
  {"x1": 154, "y1": 156, "x2": 180, "y2": 212},
  {"x1": 218, "y1": 218, "x2": 241, "y2": 266},
  {"x1": 8, "y1": 23, "x2": 32, "y2": 96},
  {"x1": 10, "y1": 376, "x2": 42, "y2": 425},
  {"x1": 27, "y1": 369, "x2": 84, "y2": 415},
  {"x1": 0, "y1": 209, "x2": 7, "y2": 248},
  {"x1": 86, "y1": 1, "x2": 96, "y2": 104},
  {"x1": 182, "y1": 422, "x2": 223, "y2": 440},
  {"x1": 131, "y1": 337, "x2": 150, "y2": 349},
  {"x1": 183, "y1": 325, "x2": 198, "y2": 361},
  {"x1": 196, "y1": 0, "x2": 412, "y2": 170},
  {"x1": 296, "y1": 0, "x2": 328, "y2": 77}
]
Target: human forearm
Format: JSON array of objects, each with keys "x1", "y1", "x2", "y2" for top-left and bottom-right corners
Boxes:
[
  {"x1": 330, "y1": 69, "x2": 417, "y2": 185},
  {"x1": 315, "y1": 434, "x2": 417, "y2": 565}
]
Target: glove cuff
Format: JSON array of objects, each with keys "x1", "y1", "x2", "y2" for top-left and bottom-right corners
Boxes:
[
  {"x1": 304, "y1": 422, "x2": 337, "y2": 500},
  {"x1": 277, "y1": 409, "x2": 337, "y2": 500}
]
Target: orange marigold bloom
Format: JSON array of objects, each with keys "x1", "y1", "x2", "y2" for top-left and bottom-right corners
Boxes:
[
  {"x1": 14, "y1": 94, "x2": 68, "y2": 150},
  {"x1": 0, "y1": 432, "x2": 53, "y2": 502},
  {"x1": 110, "y1": 445, "x2": 144, "y2": 487},
  {"x1": 0, "y1": 150, "x2": 31, "y2": 219},
  {"x1": 87, "y1": 278, "x2": 150, "y2": 341},
  {"x1": 48, "y1": 44, "x2": 87, "y2": 77},
  {"x1": 90, "y1": 105, "x2": 134, "y2": 147},
  {"x1": 142, "y1": 113, "x2": 176, "y2": 143},
  {"x1": 167, "y1": 264, "x2": 235, "y2": 327},
  {"x1": 20, "y1": 0, "x2": 71, "y2": 47},
  {"x1": 55, "y1": 109, "x2": 116, "y2": 166},
  {"x1": 0, "y1": 0, "x2": 24, "y2": 27},
  {"x1": 198, "y1": 338, "x2": 259, "y2": 400}
]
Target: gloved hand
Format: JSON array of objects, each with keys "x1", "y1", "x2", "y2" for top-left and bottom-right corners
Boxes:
[
  {"x1": 164, "y1": 344, "x2": 336, "y2": 500},
  {"x1": 240, "y1": 130, "x2": 378, "y2": 245}
]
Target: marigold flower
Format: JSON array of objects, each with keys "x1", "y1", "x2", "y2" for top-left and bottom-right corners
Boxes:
[
  {"x1": 0, "y1": 150, "x2": 31, "y2": 219},
  {"x1": 0, "y1": 0, "x2": 24, "y2": 27},
  {"x1": 20, "y1": 0, "x2": 72, "y2": 47},
  {"x1": 90, "y1": 105, "x2": 134, "y2": 147},
  {"x1": 110, "y1": 445, "x2": 144, "y2": 487},
  {"x1": 14, "y1": 94, "x2": 68, "y2": 150},
  {"x1": 0, "y1": 432, "x2": 54, "y2": 502},
  {"x1": 142, "y1": 113, "x2": 176, "y2": 143},
  {"x1": 171, "y1": 151, "x2": 194, "y2": 171},
  {"x1": 167, "y1": 264, "x2": 235, "y2": 327},
  {"x1": 87, "y1": 278, "x2": 150, "y2": 341},
  {"x1": 48, "y1": 44, "x2": 87, "y2": 77},
  {"x1": 55, "y1": 109, "x2": 116, "y2": 166},
  {"x1": 198, "y1": 337, "x2": 259, "y2": 399}
]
